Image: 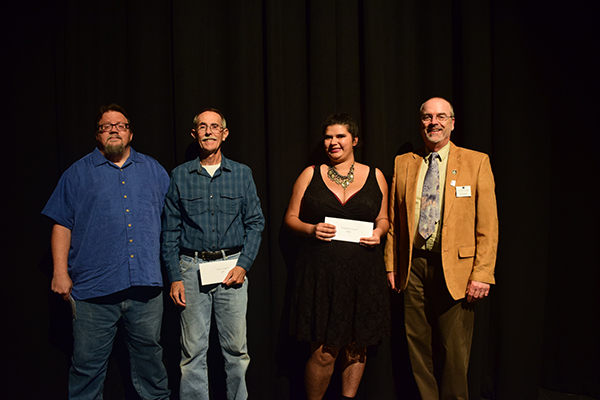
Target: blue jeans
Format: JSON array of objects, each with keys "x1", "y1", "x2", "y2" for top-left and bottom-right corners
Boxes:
[
  {"x1": 179, "y1": 254, "x2": 249, "y2": 400},
  {"x1": 70, "y1": 290, "x2": 170, "y2": 400}
]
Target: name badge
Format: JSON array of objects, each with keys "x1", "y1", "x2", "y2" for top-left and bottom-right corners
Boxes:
[{"x1": 456, "y1": 186, "x2": 471, "y2": 197}]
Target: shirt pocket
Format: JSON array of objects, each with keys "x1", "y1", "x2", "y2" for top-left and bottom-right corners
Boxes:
[
  {"x1": 180, "y1": 195, "x2": 208, "y2": 216},
  {"x1": 218, "y1": 192, "x2": 243, "y2": 215}
]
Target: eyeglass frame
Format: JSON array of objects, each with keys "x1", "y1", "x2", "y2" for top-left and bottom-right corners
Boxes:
[
  {"x1": 195, "y1": 123, "x2": 225, "y2": 134},
  {"x1": 420, "y1": 113, "x2": 454, "y2": 123},
  {"x1": 97, "y1": 122, "x2": 130, "y2": 132}
]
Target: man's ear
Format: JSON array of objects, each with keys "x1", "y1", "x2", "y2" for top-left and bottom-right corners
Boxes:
[
  {"x1": 191, "y1": 130, "x2": 197, "y2": 140},
  {"x1": 222, "y1": 128, "x2": 229, "y2": 142}
]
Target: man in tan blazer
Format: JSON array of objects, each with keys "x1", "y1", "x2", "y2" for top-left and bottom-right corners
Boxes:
[{"x1": 385, "y1": 97, "x2": 498, "y2": 399}]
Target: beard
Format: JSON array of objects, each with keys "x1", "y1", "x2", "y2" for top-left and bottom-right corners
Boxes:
[{"x1": 103, "y1": 142, "x2": 126, "y2": 156}]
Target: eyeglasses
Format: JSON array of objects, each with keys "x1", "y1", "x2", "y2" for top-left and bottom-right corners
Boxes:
[
  {"x1": 98, "y1": 122, "x2": 130, "y2": 132},
  {"x1": 196, "y1": 123, "x2": 224, "y2": 134},
  {"x1": 421, "y1": 114, "x2": 454, "y2": 123}
]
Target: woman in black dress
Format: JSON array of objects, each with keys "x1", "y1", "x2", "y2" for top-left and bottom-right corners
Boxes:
[{"x1": 285, "y1": 114, "x2": 390, "y2": 399}]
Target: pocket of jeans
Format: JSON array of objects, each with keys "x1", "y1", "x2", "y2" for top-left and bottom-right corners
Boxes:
[{"x1": 179, "y1": 256, "x2": 196, "y2": 275}]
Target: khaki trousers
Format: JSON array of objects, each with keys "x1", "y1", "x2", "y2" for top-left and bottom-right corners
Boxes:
[{"x1": 404, "y1": 250, "x2": 475, "y2": 400}]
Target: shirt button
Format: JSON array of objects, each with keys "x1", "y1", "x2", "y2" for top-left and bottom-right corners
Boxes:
[
  {"x1": 122, "y1": 181, "x2": 125, "y2": 184},
  {"x1": 129, "y1": 239, "x2": 133, "y2": 243},
  {"x1": 126, "y1": 209, "x2": 129, "y2": 212},
  {"x1": 124, "y1": 195, "x2": 127, "y2": 198},
  {"x1": 128, "y1": 223, "x2": 132, "y2": 227},
  {"x1": 210, "y1": 195, "x2": 213, "y2": 199},
  {"x1": 130, "y1": 254, "x2": 134, "y2": 258}
]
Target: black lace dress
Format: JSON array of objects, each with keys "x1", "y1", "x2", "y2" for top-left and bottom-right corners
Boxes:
[{"x1": 290, "y1": 165, "x2": 390, "y2": 348}]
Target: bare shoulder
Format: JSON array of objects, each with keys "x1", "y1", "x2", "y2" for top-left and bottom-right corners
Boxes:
[
  {"x1": 298, "y1": 165, "x2": 316, "y2": 180},
  {"x1": 293, "y1": 165, "x2": 316, "y2": 191}
]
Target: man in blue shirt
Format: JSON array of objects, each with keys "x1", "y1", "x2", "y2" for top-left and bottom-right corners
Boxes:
[
  {"x1": 42, "y1": 104, "x2": 171, "y2": 400},
  {"x1": 162, "y1": 108, "x2": 264, "y2": 400}
]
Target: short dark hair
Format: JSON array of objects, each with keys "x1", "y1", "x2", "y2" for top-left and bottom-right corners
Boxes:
[
  {"x1": 193, "y1": 108, "x2": 227, "y2": 130},
  {"x1": 322, "y1": 113, "x2": 359, "y2": 139},
  {"x1": 96, "y1": 103, "x2": 131, "y2": 130}
]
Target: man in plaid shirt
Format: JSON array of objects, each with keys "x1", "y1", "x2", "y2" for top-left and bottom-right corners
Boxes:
[{"x1": 161, "y1": 108, "x2": 264, "y2": 400}]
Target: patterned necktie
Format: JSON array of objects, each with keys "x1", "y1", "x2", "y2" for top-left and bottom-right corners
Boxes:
[{"x1": 419, "y1": 152, "x2": 440, "y2": 239}]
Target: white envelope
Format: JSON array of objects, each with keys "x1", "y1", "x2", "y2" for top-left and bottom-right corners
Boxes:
[
  {"x1": 199, "y1": 258, "x2": 238, "y2": 285},
  {"x1": 324, "y1": 217, "x2": 374, "y2": 243}
]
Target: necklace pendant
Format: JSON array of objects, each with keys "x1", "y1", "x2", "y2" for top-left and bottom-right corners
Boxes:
[{"x1": 327, "y1": 162, "x2": 355, "y2": 189}]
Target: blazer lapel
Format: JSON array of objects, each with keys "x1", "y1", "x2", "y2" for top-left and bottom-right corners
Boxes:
[
  {"x1": 406, "y1": 150, "x2": 424, "y2": 245},
  {"x1": 444, "y1": 142, "x2": 460, "y2": 221}
]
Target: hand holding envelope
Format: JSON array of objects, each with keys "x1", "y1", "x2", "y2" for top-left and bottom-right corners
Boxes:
[
  {"x1": 200, "y1": 258, "x2": 239, "y2": 285},
  {"x1": 324, "y1": 217, "x2": 374, "y2": 245}
]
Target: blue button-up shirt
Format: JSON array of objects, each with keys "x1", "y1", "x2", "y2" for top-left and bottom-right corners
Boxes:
[
  {"x1": 161, "y1": 154, "x2": 265, "y2": 283},
  {"x1": 42, "y1": 148, "x2": 170, "y2": 300}
]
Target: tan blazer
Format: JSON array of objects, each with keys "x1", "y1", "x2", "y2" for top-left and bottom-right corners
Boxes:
[{"x1": 384, "y1": 142, "x2": 498, "y2": 300}]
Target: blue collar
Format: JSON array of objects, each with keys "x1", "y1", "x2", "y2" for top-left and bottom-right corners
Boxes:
[{"x1": 91, "y1": 147, "x2": 139, "y2": 168}]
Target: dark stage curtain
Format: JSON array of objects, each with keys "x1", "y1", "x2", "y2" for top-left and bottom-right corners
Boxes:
[{"x1": 2, "y1": 0, "x2": 598, "y2": 399}]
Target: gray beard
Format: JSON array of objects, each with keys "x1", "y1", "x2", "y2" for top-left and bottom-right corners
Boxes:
[{"x1": 104, "y1": 142, "x2": 125, "y2": 156}]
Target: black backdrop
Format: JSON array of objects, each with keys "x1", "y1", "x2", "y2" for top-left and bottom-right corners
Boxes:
[{"x1": 2, "y1": 1, "x2": 599, "y2": 399}]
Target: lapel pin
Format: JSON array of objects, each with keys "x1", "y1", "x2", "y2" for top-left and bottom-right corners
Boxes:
[{"x1": 452, "y1": 169, "x2": 457, "y2": 175}]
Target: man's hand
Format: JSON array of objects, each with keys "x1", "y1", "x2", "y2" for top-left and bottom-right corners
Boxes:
[
  {"x1": 387, "y1": 271, "x2": 400, "y2": 292},
  {"x1": 223, "y1": 266, "x2": 246, "y2": 286},
  {"x1": 170, "y1": 281, "x2": 186, "y2": 307},
  {"x1": 465, "y1": 280, "x2": 490, "y2": 303},
  {"x1": 51, "y1": 272, "x2": 73, "y2": 301}
]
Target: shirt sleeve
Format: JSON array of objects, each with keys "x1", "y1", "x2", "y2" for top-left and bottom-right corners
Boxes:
[
  {"x1": 161, "y1": 176, "x2": 183, "y2": 282},
  {"x1": 470, "y1": 154, "x2": 499, "y2": 284},
  {"x1": 42, "y1": 168, "x2": 77, "y2": 230},
  {"x1": 237, "y1": 169, "x2": 265, "y2": 271}
]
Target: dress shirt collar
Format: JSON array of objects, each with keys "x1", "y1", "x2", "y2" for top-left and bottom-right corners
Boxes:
[{"x1": 424, "y1": 141, "x2": 451, "y2": 162}]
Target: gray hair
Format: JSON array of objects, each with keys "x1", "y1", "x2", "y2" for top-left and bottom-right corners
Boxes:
[
  {"x1": 192, "y1": 108, "x2": 227, "y2": 129},
  {"x1": 419, "y1": 97, "x2": 455, "y2": 117}
]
